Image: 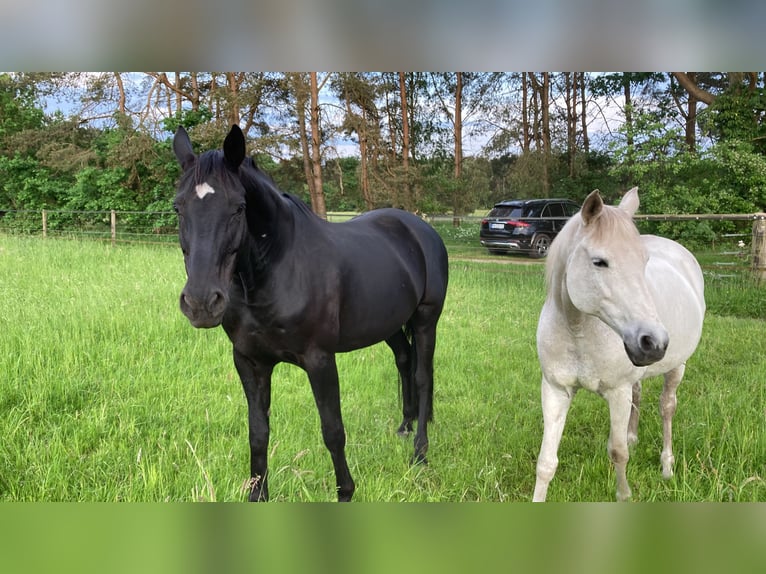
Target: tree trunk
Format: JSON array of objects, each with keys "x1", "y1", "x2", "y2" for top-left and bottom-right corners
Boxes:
[
  {"x1": 190, "y1": 73, "x2": 200, "y2": 111},
  {"x1": 114, "y1": 73, "x2": 126, "y2": 115},
  {"x1": 580, "y1": 73, "x2": 590, "y2": 154},
  {"x1": 541, "y1": 72, "x2": 550, "y2": 196},
  {"x1": 309, "y1": 72, "x2": 327, "y2": 219},
  {"x1": 624, "y1": 74, "x2": 634, "y2": 161},
  {"x1": 174, "y1": 72, "x2": 182, "y2": 117},
  {"x1": 399, "y1": 72, "x2": 412, "y2": 209},
  {"x1": 360, "y1": 121, "x2": 371, "y2": 210},
  {"x1": 529, "y1": 73, "x2": 542, "y2": 152},
  {"x1": 454, "y1": 72, "x2": 463, "y2": 180},
  {"x1": 566, "y1": 72, "x2": 576, "y2": 177},
  {"x1": 226, "y1": 72, "x2": 241, "y2": 127},
  {"x1": 685, "y1": 72, "x2": 697, "y2": 153},
  {"x1": 343, "y1": 82, "x2": 373, "y2": 211},
  {"x1": 210, "y1": 74, "x2": 219, "y2": 122},
  {"x1": 385, "y1": 80, "x2": 397, "y2": 167},
  {"x1": 292, "y1": 74, "x2": 314, "y2": 207},
  {"x1": 522, "y1": 72, "x2": 530, "y2": 153}
]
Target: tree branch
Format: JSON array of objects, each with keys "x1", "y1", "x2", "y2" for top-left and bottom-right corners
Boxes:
[{"x1": 671, "y1": 72, "x2": 716, "y2": 105}]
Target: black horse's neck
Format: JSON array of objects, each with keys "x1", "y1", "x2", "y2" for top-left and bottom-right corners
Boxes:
[{"x1": 235, "y1": 164, "x2": 295, "y2": 299}]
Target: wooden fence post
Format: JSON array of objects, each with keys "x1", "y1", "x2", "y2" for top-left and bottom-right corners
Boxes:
[
  {"x1": 110, "y1": 210, "x2": 116, "y2": 247},
  {"x1": 752, "y1": 215, "x2": 766, "y2": 281},
  {"x1": 42, "y1": 210, "x2": 47, "y2": 239}
]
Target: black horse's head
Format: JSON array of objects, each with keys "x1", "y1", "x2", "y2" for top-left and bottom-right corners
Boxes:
[{"x1": 172, "y1": 125, "x2": 249, "y2": 328}]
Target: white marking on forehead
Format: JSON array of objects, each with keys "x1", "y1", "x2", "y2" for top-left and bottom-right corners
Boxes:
[{"x1": 195, "y1": 182, "x2": 216, "y2": 199}]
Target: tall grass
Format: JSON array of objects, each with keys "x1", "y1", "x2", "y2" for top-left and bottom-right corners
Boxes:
[{"x1": 0, "y1": 236, "x2": 763, "y2": 501}]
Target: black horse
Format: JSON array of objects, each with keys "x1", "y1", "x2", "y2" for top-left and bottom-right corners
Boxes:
[{"x1": 172, "y1": 125, "x2": 449, "y2": 501}]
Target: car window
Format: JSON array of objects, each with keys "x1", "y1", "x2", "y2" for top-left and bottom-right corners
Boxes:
[
  {"x1": 524, "y1": 205, "x2": 544, "y2": 218},
  {"x1": 564, "y1": 202, "x2": 580, "y2": 216},
  {"x1": 546, "y1": 203, "x2": 565, "y2": 218},
  {"x1": 489, "y1": 206, "x2": 524, "y2": 218}
]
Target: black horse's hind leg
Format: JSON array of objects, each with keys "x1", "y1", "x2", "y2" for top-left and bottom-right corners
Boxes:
[
  {"x1": 386, "y1": 329, "x2": 415, "y2": 436},
  {"x1": 234, "y1": 349, "x2": 273, "y2": 502},
  {"x1": 410, "y1": 309, "x2": 439, "y2": 466},
  {"x1": 305, "y1": 352, "x2": 355, "y2": 502}
]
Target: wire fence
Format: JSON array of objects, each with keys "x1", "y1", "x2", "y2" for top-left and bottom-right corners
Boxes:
[
  {"x1": 0, "y1": 209, "x2": 365, "y2": 245},
  {"x1": 0, "y1": 209, "x2": 178, "y2": 245},
  {"x1": 1, "y1": 208, "x2": 765, "y2": 279}
]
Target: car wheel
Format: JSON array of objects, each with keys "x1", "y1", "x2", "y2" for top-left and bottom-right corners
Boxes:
[{"x1": 531, "y1": 234, "x2": 551, "y2": 258}]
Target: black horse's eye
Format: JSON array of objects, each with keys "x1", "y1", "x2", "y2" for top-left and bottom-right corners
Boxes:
[
  {"x1": 236, "y1": 203, "x2": 246, "y2": 215},
  {"x1": 592, "y1": 258, "x2": 609, "y2": 268},
  {"x1": 173, "y1": 203, "x2": 180, "y2": 214}
]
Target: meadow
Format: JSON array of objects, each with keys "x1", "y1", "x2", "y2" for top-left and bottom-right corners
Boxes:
[{"x1": 0, "y1": 234, "x2": 763, "y2": 502}]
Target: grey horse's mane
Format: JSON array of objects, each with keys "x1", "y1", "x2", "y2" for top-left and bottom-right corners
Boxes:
[{"x1": 545, "y1": 203, "x2": 641, "y2": 303}]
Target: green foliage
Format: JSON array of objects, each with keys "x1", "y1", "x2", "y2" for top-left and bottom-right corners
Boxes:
[
  {"x1": 0, "y1": 79, "x2": 180, "y2": 216},
  {"x1": 322, "y1": 156, "x2": 363, "y2": 211},
  {"x1": 700, "y1": 87, "x2": 766, "y2": 154},
  {"x1": 607, "y1": 108, "x2": 766, "y2": 246},
  {"x1": 2, "y1": 71, "x2": 766, "y2": 233},
  {"x1": 160, "y1": 106, "x2": 214, "y2": 133},
  {"x1": 0, "y1": 73, "x2": 45, "y2": 139},
  {"x1": 589, "y1": 73, "x2": 666, "y2": 99}
]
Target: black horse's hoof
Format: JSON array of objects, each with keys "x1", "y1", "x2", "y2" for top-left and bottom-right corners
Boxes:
[
  {"x1": 410, "y1": 452, "x2": 428, "y2": 466},
  {"x1": 248, "y1": 490, "x2": 268, "y2": 502},
  {"x1": 246, "y1": 476, "x2": 268, "y2": 502}
]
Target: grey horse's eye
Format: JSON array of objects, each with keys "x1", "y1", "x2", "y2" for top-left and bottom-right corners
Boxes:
[{"x1": 592, "y1": 258, "x2": 609, "y2": 268}]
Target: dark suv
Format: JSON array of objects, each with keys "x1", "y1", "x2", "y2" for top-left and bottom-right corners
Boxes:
[{"x1": 479, "y1": 198, "x2": 580, "y2": 258}]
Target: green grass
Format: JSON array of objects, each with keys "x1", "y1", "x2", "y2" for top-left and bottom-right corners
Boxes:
[{"x1": 0, "y1": 236, "x2": 763, "y2": 501}]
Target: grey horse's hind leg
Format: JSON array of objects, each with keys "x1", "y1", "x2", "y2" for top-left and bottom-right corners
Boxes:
[{"x1": 628, "y1": 381, "x2": 642, "y2": 446}]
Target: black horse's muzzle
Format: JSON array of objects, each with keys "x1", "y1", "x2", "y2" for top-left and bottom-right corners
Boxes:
[{"x1": 179, "y1": 285, "x2": 228, "y2": 328}]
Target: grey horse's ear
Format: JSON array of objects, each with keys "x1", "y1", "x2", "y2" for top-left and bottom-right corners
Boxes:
[
  {"x1": 223, "y1": 125, "x2": 246, "y2": 170},
  {"x1": 618, "y1": 187, "x2": 640, "y2": 217},
  {"x1": 581, "y1": 189, "x2": 604, "y2": 225},
  {"x1": 173, "y1": 126, "x2": 196, "y2": 171}
]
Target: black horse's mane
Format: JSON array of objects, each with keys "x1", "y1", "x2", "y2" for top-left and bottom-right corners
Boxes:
[
  {"x1": 239, "y1": 156, "x2": 317, "y2": 220},
  {"x1": 187, "y1": 150, "x2": 318, "y2": 224}
]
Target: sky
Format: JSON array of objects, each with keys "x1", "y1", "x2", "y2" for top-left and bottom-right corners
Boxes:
[{"x1": 37, "y1": 72, "x2": 636, "y2": 161}]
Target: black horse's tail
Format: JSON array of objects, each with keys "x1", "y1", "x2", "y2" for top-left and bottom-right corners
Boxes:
[{"x1": 401, "y1": 322, "x2": 433, "y2": 424}]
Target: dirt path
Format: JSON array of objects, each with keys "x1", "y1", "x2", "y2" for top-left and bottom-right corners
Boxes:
[{"x1": 449, "y1": 256, "x2": 545, "y2": 266}]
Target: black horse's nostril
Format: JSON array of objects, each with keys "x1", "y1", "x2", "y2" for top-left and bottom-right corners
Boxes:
[
  {"x1": 179, "y1": 287, "x2": 227, "y2": 328},
  {"x1": 207, "y1": 290, "x2": 227, "y2": 313}
]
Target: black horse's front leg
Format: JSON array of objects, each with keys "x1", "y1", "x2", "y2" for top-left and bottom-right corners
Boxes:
[
  {"x1": 234, "y1": 349, "x2": 273, "y2": 502},
  {"x1": 305, "y1": 352, "x2": 355, "y2": 502}
]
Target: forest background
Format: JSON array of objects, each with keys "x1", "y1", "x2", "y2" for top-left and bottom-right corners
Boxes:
[{"x1": 2, "y1": 72, "x2": 765, "y2": 245}]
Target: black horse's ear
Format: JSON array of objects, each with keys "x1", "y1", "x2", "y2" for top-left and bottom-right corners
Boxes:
[
  {"x1": 581, "y1": 189, "x2": 603, "y2": 225},
  {"x1": 173, "y1": 126, "x2": 196, "y2": 171},
  {"x1": 223, "y1": 125, "x2": 246, "y2": 170}
]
